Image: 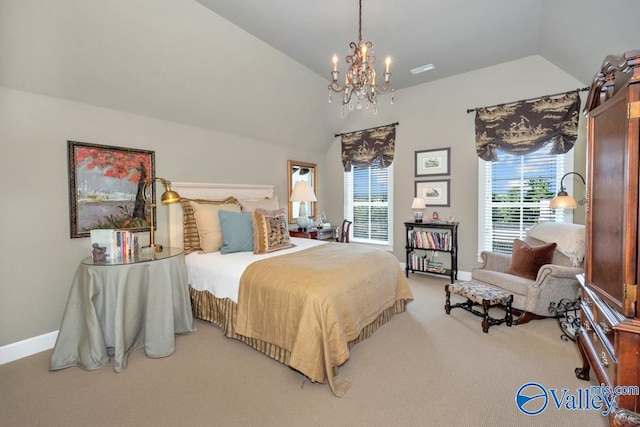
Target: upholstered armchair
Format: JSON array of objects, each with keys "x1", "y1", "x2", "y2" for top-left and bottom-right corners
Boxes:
[{"x1": 471, "y1": 222, "x2": 585, "y2": 323}]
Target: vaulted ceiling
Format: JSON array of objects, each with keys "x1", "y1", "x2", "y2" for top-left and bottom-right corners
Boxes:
[
  {"x1": 1, "y1": 1, "x2": 637, "y2": 152},
  {"x1": 197, "y1": 0, "x2": 640, "y2": 90}
]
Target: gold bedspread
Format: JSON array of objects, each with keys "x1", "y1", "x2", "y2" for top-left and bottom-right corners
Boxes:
[{"x1": 234, "y1": 243, "x2": 413, "y2": 396}]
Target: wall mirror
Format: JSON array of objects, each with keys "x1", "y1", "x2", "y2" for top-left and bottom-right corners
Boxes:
[{"x1": 287, "y1": 160, "x2": 317, "y2": 224}]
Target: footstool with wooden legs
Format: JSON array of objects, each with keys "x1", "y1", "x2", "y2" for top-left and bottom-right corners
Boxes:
[{"x1": 445, "y1": 281, "x2": 513, "y2": 333}]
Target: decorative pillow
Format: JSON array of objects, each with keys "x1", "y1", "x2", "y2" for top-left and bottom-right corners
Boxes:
[
  {"x1": 239, "y1": 196, "x2": 279, "y2": 213},
  {"x1": 506, "y1": 239, "x2": 557, "y2": 280},
  {"x1": 218, "y1": 210, "x2": 254, "y2": 254},
  {"x1": 180, "y1": 197, "x2": 239, "y2": 254},
  {"x1": 191, "y1": 201, "x2": 242, "y2": 253},
  {"x1": 252, "y1": 208, "x2": 293, "y2": 254}
]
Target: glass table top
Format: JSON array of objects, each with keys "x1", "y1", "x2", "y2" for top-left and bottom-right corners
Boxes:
[{"x1": 82, "y1": 247, "x2": 183, "y2": 266}]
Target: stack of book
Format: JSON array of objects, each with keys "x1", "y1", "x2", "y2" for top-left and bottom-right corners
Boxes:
[
  {"x1": 90, "y1": 229, "x2": 138, "y2": 263},
  {"x1": 407, "y1": 252, "x2": 447, "y2": 273}
]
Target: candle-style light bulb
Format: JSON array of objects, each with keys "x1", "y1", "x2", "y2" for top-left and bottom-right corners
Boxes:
[
  {"x1": 385, "y1": 56, "x2": 391, "y2": 73},
  {"x1": 332, "y1": 54, "x2": 338, "y2": 72}
]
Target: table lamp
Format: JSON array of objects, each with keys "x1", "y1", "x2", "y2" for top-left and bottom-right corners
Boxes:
[
  {"x1": 142, "y1": 177, "x2": 181, "y2": 252},
  {"x1": 411, "y1": 197, "x2": 425, "y2": 222},
  {"x1": 290, "y1": 180, "x2": 317, "y2": 230}
]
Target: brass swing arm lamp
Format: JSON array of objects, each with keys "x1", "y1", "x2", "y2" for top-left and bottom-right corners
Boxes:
[
  {"x1": 549, "y1": 172, "x2": 586, "y2": 209},
  {"x1": 142, "y1": 177, "x2": 180, "y2": 252}
]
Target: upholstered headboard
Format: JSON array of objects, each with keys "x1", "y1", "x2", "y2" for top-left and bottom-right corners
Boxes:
[{"x1": 167, "y1": 182, "x2": 275, "y2": 250}]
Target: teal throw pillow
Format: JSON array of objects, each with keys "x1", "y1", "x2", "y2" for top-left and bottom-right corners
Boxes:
[{"x1": 218, "y1": 210, "x2": 254, "y2": 254}]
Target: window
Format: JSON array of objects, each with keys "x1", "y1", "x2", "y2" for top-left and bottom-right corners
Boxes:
[
  {"x1": 478, "y1": 144, "x2": 572, "y2": 257},
  {"x1": 344, "y1": 162, "x2": 393, "y2": 248}
]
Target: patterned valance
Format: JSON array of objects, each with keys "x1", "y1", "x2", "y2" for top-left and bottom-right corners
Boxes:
[
  {"x1": 341, "y1": 123, "x2": 397, "y2": 172},
  {"x1": 475, "y1": 91, "x2": 580, "y2": 161}
]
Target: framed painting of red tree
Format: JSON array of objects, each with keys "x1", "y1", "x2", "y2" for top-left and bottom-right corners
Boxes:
[{"x1": 68, "y1": 141, "x2": 156, "y2": 238}]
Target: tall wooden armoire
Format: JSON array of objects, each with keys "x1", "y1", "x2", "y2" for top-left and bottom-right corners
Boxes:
[{"x1": 576, "y1": 50, "x2": 640, "y2": 426}]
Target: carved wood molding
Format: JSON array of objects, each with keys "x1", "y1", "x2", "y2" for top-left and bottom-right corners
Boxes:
[
  {"x1": 612, "y1": 406, "x2": 640, "y2": 427},
  {"x1": 584, "y1": 49, "x2": 640, "y2": 113}
]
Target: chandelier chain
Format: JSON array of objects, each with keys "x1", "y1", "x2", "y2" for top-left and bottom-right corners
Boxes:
[{"x1": 358, "y1": 0, "x2": 362, "y2": 43}]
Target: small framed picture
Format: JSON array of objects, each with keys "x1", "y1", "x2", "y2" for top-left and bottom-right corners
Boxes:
[
  {"x1": 415, "y1": 148, "x2": 450, "y2": 177},
  {"x1": 415, "y1": 179, "x2": 450, "y2": 207}
]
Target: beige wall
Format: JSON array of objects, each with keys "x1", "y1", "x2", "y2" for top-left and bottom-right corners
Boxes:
[
  {"x1": 0, "y1": 0, "x2": 336, "y2": 348},
  {"x1": 0, "y1": 86, "x2": 325, "y2": 346},
  {"x1": 0, "y1": 0, "x2": 339, "y2": 152}
]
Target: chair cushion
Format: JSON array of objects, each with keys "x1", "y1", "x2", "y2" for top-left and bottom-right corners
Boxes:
[
  {"x1": 471, "y1": 269, "x2": 532, "y2": 296},
  {"x1": 506, "y1": 239, "x2": 557, "y2": 280},
  {"x1": 447, "y1": 281, "x2": 513, "y2": 305},
  {"x1": 526, "y1": 222, "x2": 585, "y2": 267}
]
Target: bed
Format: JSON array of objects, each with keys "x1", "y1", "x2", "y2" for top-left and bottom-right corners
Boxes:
[{"x1": 167, "y1": 182, "x2": 413, "y2": 396}]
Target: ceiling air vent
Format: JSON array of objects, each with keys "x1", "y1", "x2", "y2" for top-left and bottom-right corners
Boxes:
[{"x1": 410, "y1": 64, "x2": 435, "y2": 75}]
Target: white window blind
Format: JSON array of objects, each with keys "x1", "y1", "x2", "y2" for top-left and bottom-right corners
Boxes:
[
  {"x1": 478, "y1": 144, "x2": 572, "y2": 258},
  {"x1": 344, "y1": 163, "x2": 393, "y2": 247}
]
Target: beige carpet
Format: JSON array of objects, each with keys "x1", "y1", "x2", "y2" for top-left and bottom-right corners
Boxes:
[{"x1": 0, "y1": 275, "x2": 609, "y2": 427}]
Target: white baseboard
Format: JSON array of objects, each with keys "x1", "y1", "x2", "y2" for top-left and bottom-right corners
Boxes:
[{"x1": 0, "y1": 331, "x2": 58, "y2": 365}]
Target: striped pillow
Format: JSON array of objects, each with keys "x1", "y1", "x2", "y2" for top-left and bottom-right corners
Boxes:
[{"x1": 180, "y1": 197, "x2": 239, "y2": 254}]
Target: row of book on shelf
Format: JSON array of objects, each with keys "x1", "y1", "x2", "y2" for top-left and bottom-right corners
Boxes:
[
  {"x1": 90, "y1": 229, "x2": 139, "y2": 262},
  {"x1": 407, "y1": 251, "x2": 446, "y2": 273},
  {"x1": 407, "y1": 230, "x2": 452, "y2": 251}
]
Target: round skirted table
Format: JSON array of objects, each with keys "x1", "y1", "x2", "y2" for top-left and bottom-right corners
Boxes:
[{"x1": 50, "y1": 247, "x2": 196, "y2": 372}]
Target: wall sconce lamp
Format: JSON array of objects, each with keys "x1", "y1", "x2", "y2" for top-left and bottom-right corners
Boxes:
[
  {"x1": 549, "y1": 172, "x2": 586, "y2": 209},
  {"x1": 411, "y1": 197, "x2": 425, "y2": 222},
  {"x1": 290, "y1": 180, "x2": 317, "y2": 230},
  {"x1": 142, "y1": 177, "x2": 181, "y2": 252}
]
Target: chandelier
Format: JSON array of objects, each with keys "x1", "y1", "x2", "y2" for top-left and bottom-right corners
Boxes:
[{"x1": 328, "y1": 0, "x2": 394, "y2": 114}]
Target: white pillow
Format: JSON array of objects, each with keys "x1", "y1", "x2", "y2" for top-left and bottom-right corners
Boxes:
[
  {"x1": 191, "y1": 201, "x2": 242, "y2": 253},
  {"x1": 239, "y1": 196, "x2": 279, "y2": 213}
]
